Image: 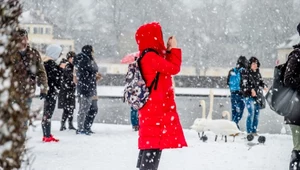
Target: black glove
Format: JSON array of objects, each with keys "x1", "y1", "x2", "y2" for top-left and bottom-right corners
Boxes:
[{"x1": 40, "y1": 93, "x2": 47, "y2": 100}]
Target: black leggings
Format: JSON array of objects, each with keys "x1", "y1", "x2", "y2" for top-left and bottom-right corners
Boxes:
[
  {"x1": 42, "y1": 96, "x2": 56, "y2": 137},
  {"x1": 136, "y1": 149, "x2": 162, "y2": 170},
  {"x1": 61, "y1": 107, "x2": 74, "y2": 123}
]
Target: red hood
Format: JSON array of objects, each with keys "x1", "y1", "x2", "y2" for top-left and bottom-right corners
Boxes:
[{"x1": 135, "y1": 22, "x2": 166, "y2": 55}]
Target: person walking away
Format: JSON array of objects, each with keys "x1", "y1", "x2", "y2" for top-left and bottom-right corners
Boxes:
[
  {"x1": 42, "y1": 44, "x2": 65, "y2": 142},
  {"x1": 135, "y1": 22, "x2": 187, "y2": 170},
  {"x1": 74, "y1": 45, "x2": 99, "y2": 135},
  {"x1": 130, "y1": 107, "x2": 139, "y2": 131},
  {"x1": 227, "y1": 56, "x2": 248, "y2": 129},
  {"x1": 284, "y1": 22, "x2": 300, "y2": 170},
  {"x1": 58, "y1": 51, "x2": 77, "y2": 131},
  {"x1": 241, "y1": 57, "x2": 267, "y2": 136}
]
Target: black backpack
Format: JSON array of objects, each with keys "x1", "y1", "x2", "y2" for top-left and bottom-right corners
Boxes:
[{"x1": 266, "y1": 50, "x2": 300, "y2": 117}]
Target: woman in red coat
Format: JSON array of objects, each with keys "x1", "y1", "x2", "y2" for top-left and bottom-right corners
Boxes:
[{"x1": 135, "y1": 22, "x2": 187, "y2": 170}]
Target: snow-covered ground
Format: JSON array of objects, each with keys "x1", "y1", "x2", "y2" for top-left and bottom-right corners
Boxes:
[{"x1": 26, "y1": 121, "x2": 292, "y2": 170}]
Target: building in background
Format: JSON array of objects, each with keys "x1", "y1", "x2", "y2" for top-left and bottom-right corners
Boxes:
[
  {"x1": 277, "y1": 34, "x2": 300, "y2": 65},
  {"x1": 19, "y1": 11, "x2": 74, "y2": 56}
]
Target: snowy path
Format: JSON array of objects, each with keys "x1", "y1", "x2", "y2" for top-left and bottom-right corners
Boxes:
[{"x1": 26, "y1": 121, "x2": 292, "y2": 170}]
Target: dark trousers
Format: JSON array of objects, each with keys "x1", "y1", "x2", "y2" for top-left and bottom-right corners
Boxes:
[
  {"x1": 230, "y1": 92, "x2": 245, "y2": 129},
  {"x1": 131, "y1": 107, "x2": 139, "y2": 127},
  {"x1": 42, "y1": 96, "x2": 56, "y2": 137},
  {"x1": 61, "y1": 106, "x2": 74, "y2": 124},
  {"x1": 77, "y1": 96, "x2": 98, "y2": 131},
  {"x1": 136, "y1": 149, "x2": 162, "y2": 170},
  {"x1": 84, "y1": 100, "x2": 98, "y2": 131}
]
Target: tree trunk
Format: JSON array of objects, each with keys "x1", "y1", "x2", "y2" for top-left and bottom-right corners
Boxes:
[{"x1": 0, "y1": 0, "x2": 29, "y2": 169}]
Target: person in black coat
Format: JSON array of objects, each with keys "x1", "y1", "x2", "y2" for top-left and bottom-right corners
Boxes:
[
  {"x1": 73, "y1": 45, "x2": 99, "y2": 135},
  {"x1": 284, "y1": 23, "x2": 300, "y2": 170},
  {"x1": 42, "y1": 44, "x2": 64, "y2": 142},
  {"x1": 58, "y1": 51, "x2": 77, "y2": 131},
  {"x1": 241, "y1": 57, "x2": 267, "y2": 136}
]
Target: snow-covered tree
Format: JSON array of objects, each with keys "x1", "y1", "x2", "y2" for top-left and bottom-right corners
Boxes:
[{"x1": 0, "y1": 0, "x2": 30, "y2": 169}]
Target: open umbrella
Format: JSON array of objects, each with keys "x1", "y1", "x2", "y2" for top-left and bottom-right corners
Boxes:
[{"x1": 120, "y1": 51, "x2": 139, "y2": 64}]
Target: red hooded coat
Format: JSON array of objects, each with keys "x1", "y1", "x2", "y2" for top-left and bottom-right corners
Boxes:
[{"x1": 135, "y1": 22, "x2": 187, "y2": 150}]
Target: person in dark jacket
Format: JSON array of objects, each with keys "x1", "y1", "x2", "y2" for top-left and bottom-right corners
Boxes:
[
  {"x1": 74, "y1": 45, "x2": 99, "y2": 135},
  {"x1": 42, "y1": 44, "x2": 65, "y2": 142},
  {"x1": 241, "y1": 57, "x2": 267, "y2": 136},
  {"x1": 284, "y1": 23, "x2": 300, "y2": 170},
  {"x1": 58, "y1": 51, "x2": 77, "y2": 131},
  {"x1": 227, "y1": 56, "x2": 248, "y2": 129}
]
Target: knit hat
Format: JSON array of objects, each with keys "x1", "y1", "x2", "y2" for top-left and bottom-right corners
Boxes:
[
  {"x1": 45, "y1": 44, "x2": 62, "y2": 61},
  {"x1": 249, "y1": 56, "x2": 260, "y2": 68},
  {"x1": 297, "y1": 23, "x2": 300, "y2": 36}
]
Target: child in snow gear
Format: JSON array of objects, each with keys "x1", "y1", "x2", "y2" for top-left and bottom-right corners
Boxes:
[
  {"x1": 284, "y1": 22, "x2": 300, "y2": 170},
  {"x1": 42, "y1": 44, "x2": 64, "y2": 142},
  {"x1": 58, "y1": 51, "x2": 77, "y2": 131},
  {"x1": 134, "y1": 22, "x2": 187, "y2": 170},
  {"x1": 227, "y1": 56, "x2": 248, "y2": 129}
]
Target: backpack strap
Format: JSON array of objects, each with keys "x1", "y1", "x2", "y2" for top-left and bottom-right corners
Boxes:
[{"x1": 137, "y1": 48, "x2": 160, "y2": 92}]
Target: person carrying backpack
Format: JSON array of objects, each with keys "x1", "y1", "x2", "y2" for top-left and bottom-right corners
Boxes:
[
  {"x1": 284, "y1": 22, "x2": 300, "y2": 170},
  {"x1": 134, "y1": 22, "x2": 187, "y2": 170},
  {"x1": 227, "y1": 56, "x2": 248, "y2": 129}
]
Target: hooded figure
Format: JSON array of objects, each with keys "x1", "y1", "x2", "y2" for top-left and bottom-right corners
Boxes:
[
  {"x1": 41, "y1": 44, "x2": 63, "y2": 142},
  {"x1": 73, "y1": 45, "x2": 99, "y2": 135},
  {"x1": 226, "y1": 56, "x2": 248, "y2": 129},
  {"x1": 135, "y1": 22, "x2": 187, "y2": 170},
  {"x1": 237, "y1": 55, "x2": 249, "y2": 69},
  {"x1": 241, "y1": 56, "x2": 266, "y2": 135}
]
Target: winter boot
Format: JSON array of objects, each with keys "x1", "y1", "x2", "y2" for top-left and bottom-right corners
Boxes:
[
  {"x1": 60, "y1": 122, "x2": 67, "y2": 131},
  {"x1": 42, "y1": 134, "x2": 59, "y2": 142},
  {"x1": 290, "y1": 150, "x2": 300, "y2": 170},
  {"x1": 133, "y1": 125, "x2": 139, "y2": 131},
  {"x1": 68, "y1": 121, "x2": 77, "y2": 130}
]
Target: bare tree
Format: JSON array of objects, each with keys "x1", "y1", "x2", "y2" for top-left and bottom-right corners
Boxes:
[{"x1": 0, "y1": 0, "x2": 30, "y2": 169}]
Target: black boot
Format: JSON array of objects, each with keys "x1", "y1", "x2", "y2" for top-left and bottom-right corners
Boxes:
[
  {"x1": 60, "y1": 122, "x2": 66, "y2": 131},
  {"x1": 68, "y1": 121, "x2": 76, "y2": 130},
  {"x1": 68, "y1": 114, "x2": 76, "y2": 130},
  {"x1": 290, "y1": 150, "x2": 300, "y2": 170},
  {"x1": 60, "y1": 109, "x2": 68, "y2": 131}
]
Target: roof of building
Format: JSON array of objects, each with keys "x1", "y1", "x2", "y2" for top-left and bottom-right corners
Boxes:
[
  {"x1": 277, "y1": 34, "x2": 300, "y2": 49},
  {"x1": 20, "y1": 11, "x2": 49, "y2": 25}
]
